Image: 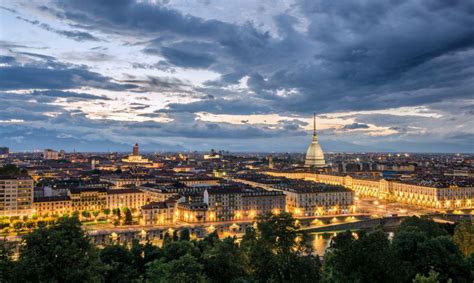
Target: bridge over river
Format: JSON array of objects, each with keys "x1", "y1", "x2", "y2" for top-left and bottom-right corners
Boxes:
[{"x1": 300, "y1": 216, "x2": 406, "y2": 233}]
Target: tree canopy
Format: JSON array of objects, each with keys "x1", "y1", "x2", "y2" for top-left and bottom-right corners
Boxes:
[{"x1": 0, "y1": 214, "x2": 472, "y2": 283}]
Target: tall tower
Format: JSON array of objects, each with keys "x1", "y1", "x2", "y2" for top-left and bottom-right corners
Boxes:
[
  {"x1": 268, "y1": 155, "x2": 274, "y2": 169},
  {"x1": 304, "y1": 113, "x2": 326, "y2": 167},
  {"x1": 133, "y1": 143, "x2": 139, "y2": 156}
]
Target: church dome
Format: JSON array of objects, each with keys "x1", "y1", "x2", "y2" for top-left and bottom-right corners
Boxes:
[
  {"x1": 305, "y1": 138, "x2": 325, "y2": 167},
  {"x1": 305, "y1": 114, "x2": 326, "y2": 167}
]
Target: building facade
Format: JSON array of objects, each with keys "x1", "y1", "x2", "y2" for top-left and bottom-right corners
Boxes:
[
  {"x1": 69, "y1": 188, "x2": 107, "y2": 212},
  {"x1": 33, "y1": 196, "x2": 72, "y2": 216},
  {"x1": 265, "y1": 171, "x2": 474, "y2": 210},
  {"x1": 141, "y1": 200, "x2": 177, "y2": 225},
  {"x1": 0, "y1": 176, "x2": 34, "y2": 217},
  {"x1": 106, "y1": 188, "x2": 147, "y2": 210}
]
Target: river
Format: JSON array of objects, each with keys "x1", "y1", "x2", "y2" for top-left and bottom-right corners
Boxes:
[{"x1": 308, "y1": 233, "x2": 335, "y2": 256}]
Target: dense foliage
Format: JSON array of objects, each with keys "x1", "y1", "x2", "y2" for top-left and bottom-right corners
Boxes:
[{"x1": 0, "y1": 215, "x2": 472, "y2": 282}]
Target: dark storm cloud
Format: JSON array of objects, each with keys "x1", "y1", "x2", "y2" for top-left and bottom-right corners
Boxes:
[
  {"x1": 121, "y1": 75, "x2": 190, "y2": 93},
  {"x1": 0, "y1": 51, "x2": 137, "y2": 91},
  {"x1": 50, "y1": 0, "x2": 474, "y2": 115},
  {"x1": 30, "y1": 90, "x2": 110, "y2": 101},
  {"x1": 2, "y1": 0, "x2": 473, "y2": 152},
  {"x1": 163, "y1": 98, "x2": 273, "y2": 115},
  {"x1": 0, "y1": 89, "x2": 110, "y2": 124},
  {"x1": 2, "y1": 7, "x2": 102, "y2": 42},
  {"x1": 160, "y1": 46, "x2": 215, "y2": 68},
  {"x1": 342, "y1": 123, "x2": 370, "y2": 130}
]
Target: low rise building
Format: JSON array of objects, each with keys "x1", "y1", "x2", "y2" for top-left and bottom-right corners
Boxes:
[
  {"x1": 177, "y1": 202, "x2": 208, "y2": 223},
  {"x1": 100, "y1": 174, "x2": 156, "y2": 189},
  {"x1": 141, "y1": 199, "x2": 178, "y2": 225},
  {"x1": 33, "y1": 196, "x2": 71, "y2": 216},
  {"x1": 202, "y1": 186, "x2": 286, "y2": 222},
  {"x1": 69, "y1": 188, "x2": 107, "y2": 212},
  {"x1": 106, "y1": 188, "x2": 147, "y2": 210}
]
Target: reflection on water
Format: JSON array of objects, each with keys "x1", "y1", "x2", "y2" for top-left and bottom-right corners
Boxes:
[{"x1": 308, "y1": 233, "x2": 335, "y2": 257}]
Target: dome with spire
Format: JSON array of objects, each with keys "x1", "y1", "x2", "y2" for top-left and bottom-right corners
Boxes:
[{"x1": 305, "y1": 114, "x2": 326, "y2": 167}]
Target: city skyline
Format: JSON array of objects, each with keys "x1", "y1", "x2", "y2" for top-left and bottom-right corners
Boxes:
[{"x1": 1, "y1": 1, "x2": 474, "y2": 153}]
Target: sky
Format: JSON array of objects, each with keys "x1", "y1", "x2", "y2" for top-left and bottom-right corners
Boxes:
[{"x1": 0, "y1": 0, "x2": 473, "y2": 153}]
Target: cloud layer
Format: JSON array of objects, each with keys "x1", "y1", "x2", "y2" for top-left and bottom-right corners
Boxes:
[{"x1": 0, "y1": 0, "x2": 473, "y2": 152}]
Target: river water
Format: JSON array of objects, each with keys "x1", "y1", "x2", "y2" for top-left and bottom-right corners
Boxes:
[{"x1": 308, "y1": 233, "x2": 335, "y2": 256}]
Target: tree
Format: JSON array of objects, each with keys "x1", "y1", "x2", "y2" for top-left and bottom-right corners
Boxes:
[
  {"x1": 129, "y1": 239, "x2": 161, "y2": 275},
  {"x1": 243, "y1": 213, "x2": 322, "y2": 282},
  {"x1": 71, "y1": 210, "x2": 80, "y2": 218},
  {"x1": 162, "y1": 240, "x2": 200, "y2": 262},
  {"x1": 163, "y1": 232, "x2": 172, "y2": 246},
  {"x1": 453, "y1": 222, "x2": 474, "y2": 256},
  {"x1": 113, "y1": 208, "x2": 121, "y2": 218},
  {"x1": 124, "y1": 208, "x2": 133, "y2": 225},
  {"x1": 392, "y1": 225, "x2": 472, "y2": 282},
  {"x1": 146, "y1": 254, "x2": 207, "y2": 283},
  {"x1": 0, "y1": 240, "x2": 15, "y2": 282},
  {"x1": 323, "y1": 230, "x2": 400, "y2": 283},
  {"x1": 15, "y1": 217, "x2": 104, "y2": 282},
  {"x1": 180, "y1": 229, "x2": 190, "y2": 241},
  {"x1": 81, "y1": 210, "x2": 91, "y2": 219},
  {"x1": 203, "y1": 237, "x2": 250, "y2": 282},
  {"x1": 100, "y1": 244, "x2": 139, "y2": 282},
  {"x1": 12, "y1": 220, "x2": 23, "y2": 231},
  {"x1": 102, "y1": 208, "x2": 111, "y2": 216},
  {"x1": 172, "y1": 230, "x2": 179, "y2": 241},
  {"x1": 257, "y1": 212, "x2": 299, "y2": 254},
  {"x1": 92, "y1": 210, "x2": 100, "y2": 219},
  {"x1": 397, "y1": 216, "x2": 448, "y2": 238},
  {"x1": 467, "y1": 253, "x2": 474, "y2": 279},
  {"x1": 413, "y1": 270, "x2": 440, "y2": 283}
]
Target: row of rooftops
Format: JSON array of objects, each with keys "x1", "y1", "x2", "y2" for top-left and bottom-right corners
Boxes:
[
  {"x1": 35, "y1": 188, "x2": 145, "y2": 202},
  {"x1": 237, "y1": 173, "x2": 351, "y2": 193},
  {"x1": 0, "y1": 175, "x2": 33, "y2": 180},
  {"x1": 265, "y1": 170, "x2": 473, "y2": 188}
]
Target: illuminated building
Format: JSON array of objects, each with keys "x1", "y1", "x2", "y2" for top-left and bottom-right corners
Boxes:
[
  {"x1": 69, "y1": 188, "x2": 107, "y2": 212},
  {"x1": 238, "y1": 174, "x2": 353, "y2": 216},
  {"x1": 121, "y1": 143, "x2": 151, "y2": 164},
  {"x1": 203, "y1": 187, "x2": 286, "y2": 222},
  {"x1": 203, "y1": 153, "x2": 221, "y2": 160},
  {"x1": 0, "y1": 176, "x2": 34, "y2": 217},
  {"x1": 179, "y1": 177, "x2": 220, "y2": 187},
  {"x1": 43, "y1": 149, "x2": 59, "y2": 160},
  {"x1": 279, "y1": 185, "x2": 354, "y2": 216},
  {"x1": 177, "y1": 202, "x2": 208, "y2": 223},
  {"x1": 304, "y1": 114, "x2": 326, "y2": 167},
  {"x1": 106, "y1": 188, "x2": 147, "y2": 210},
  {"x1": 172, "y1": 166, "x2": 195, "y2": 173},
  {"x1": 100, "y1": 174, "x2": 156, "y2": 189},
  {"x1": 241, "y1": 191, "x2": 285, "y2": 218},
  {"x1": 32, "y1": 188, "x2": 147, "y2": 215},
  {"x1": 265, "y1": 171, "x2": 474, "y2": 210},
  {"x1": 141, "y1": 199, "x2": 177, "y2": 225},
  {"x1": 33, "y1": 196, "x2": 71, "y2": 216},
  {"x1": 0, "y1": 147, "x2": 9, "y2": 158}
]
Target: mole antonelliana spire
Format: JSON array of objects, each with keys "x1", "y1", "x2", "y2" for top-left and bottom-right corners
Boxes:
[{"x1": 305, "y1": 113, "x2": 326, "y2": 167}]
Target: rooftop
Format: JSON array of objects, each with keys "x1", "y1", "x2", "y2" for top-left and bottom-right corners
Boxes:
[
  {"x1": 34, "y1": 196, "x2": 71, "y2": 202},
  {"x1": 106, "y1": 188, "x2": 144, "y2": 195}
]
